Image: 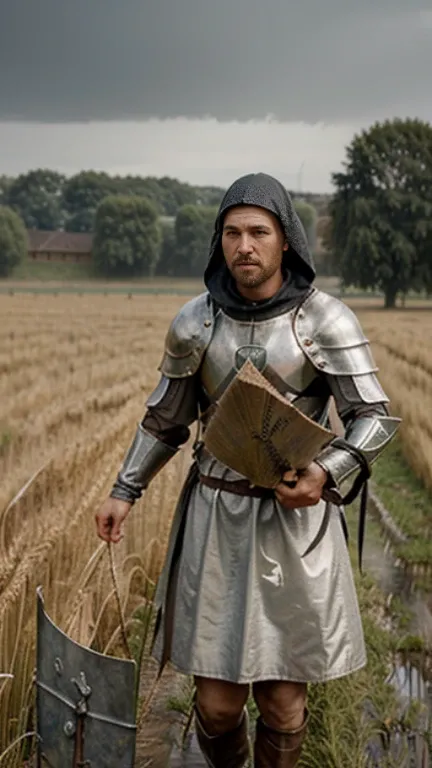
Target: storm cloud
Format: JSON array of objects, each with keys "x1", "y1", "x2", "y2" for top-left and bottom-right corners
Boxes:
[{"x1": 0, "y1": 0, "x2": 430, "y2": 124}]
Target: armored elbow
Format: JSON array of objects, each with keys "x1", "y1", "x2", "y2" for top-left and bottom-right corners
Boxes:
[
  {"x1": 317, "y1": 415, "x2": 401, "y2": 488},
  {"x1": 110, "y1": 425, "x2": 178, "y2": 503}
]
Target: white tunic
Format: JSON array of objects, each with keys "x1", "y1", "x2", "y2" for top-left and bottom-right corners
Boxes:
[{"x1": 152, "y1": 304, "x2": 368, "y2": 682}]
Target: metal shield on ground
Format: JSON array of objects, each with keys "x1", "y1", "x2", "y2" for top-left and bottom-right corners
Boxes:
[{"x1": 35, "y1": 587, "x2": 137, "y2": 767}]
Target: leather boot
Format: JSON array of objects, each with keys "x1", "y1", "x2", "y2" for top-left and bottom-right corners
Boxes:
[
  {"x1": 254, "y1": 709, "x2": 309, "y2": 767},
  {"x1": 194, "y1": 705, "x2": 250, "y2": 768}
]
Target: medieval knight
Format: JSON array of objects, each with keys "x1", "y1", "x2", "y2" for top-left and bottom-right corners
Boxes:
[{"x1": 97, "y1": 173, "x2": 400, "y2": 767}]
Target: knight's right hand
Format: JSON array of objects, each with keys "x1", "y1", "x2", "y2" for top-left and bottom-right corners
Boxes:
[{"x1": 95, "y1": 497, "x2": 132, "y2": 544}]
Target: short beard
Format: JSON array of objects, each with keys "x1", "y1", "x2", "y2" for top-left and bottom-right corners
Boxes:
[{"x1": 231, "y1": 263, "x2": 277, "y2": 289}]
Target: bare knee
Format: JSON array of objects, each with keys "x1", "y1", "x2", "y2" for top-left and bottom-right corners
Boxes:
[
  {"x1": 253, "y1": 680, "x2": 307, "y2": 731},
  {"x1": 195, "y1": 676, "x2": 249, "y2": 735}
]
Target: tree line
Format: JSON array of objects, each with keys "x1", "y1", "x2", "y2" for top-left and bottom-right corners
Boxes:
[
  {"x1": 0, "y1": 170, "x2": 227, "y2": 231},
  {"x1": 1, "y1": 116, "x2": 432, "y2": 306},
  {"x1": 0, "y1": 172, "x2": 318, "y2": 280}
]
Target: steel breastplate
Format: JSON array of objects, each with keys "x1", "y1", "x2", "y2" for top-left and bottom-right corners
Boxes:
[{"x1": 199, "y1": 308, "x2": 331, "y2": 421}]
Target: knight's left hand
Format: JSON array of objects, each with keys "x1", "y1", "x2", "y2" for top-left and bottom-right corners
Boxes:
[{"x1": 275, "y1": 462, "x2": 328, "y2": 509}]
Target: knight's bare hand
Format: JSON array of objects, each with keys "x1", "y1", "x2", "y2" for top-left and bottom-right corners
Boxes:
[
  {"x1": 275, "y1": 463, "x2": 328, "y2": 510},
  {"x1": 95, "y1": 497, "x2": 132, "y2": 543}
]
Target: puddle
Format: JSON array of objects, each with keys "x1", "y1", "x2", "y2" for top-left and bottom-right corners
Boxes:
[{"x1": 362, "y1": 523, "x2": 431, "y2": 765}]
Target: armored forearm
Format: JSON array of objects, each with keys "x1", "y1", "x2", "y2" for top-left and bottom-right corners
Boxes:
[
  {"x1": 110, "y1": 375, "x2": 199, "y2": 504},
  {"x1": 110, "y1": 425, "x2": 178, "y2": 503},
  {"x1": 316, "y1": 414, "x2": 400, "y2": 490}
]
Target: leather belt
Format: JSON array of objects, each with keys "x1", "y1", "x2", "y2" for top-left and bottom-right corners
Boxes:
[{"x1": 199, "y1": 473, "x2": 274, "y2": 499}]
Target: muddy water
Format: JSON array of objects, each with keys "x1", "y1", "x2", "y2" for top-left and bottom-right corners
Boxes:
[
  {"x1": 362, "y1": 516, "x2": 432, "y2": 717},
  {"x1": 363, "y1": 527, "x2": 432, "y2": 640}
]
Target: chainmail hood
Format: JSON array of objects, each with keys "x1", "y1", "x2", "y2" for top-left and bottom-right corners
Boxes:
[{"x1": 204, "y1": 172, "x2": 316, "y2": 286}]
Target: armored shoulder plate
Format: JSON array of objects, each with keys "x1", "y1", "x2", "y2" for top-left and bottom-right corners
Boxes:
[
  {"x1": 159, "y1": 291, "x2": 215, "y2": 378},
  {"x1": 294, "y1": 289, "x2": 378, "y2": 377}
]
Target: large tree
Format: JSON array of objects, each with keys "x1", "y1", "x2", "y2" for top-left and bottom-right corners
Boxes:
[
  {"x1": 174, "y1": 205, "x2": 217, "y2": 277},
  {"x1": 0, "y1": 206, "x2": 27, "y2": 277},
  {"x1": 6, "y1": 169, "x2": 65, "y2": 230},
  {"x1": 329, "y1": 118, "x2": 432, "y2": 308},
  {"x1": 63, "y1": 171, "x2": 116, "y2": 232},
  {"x1": 116, "y1": 176, "x2": 164, "y2": 214},
  {"x1": 156, "y1": 176, "x2": 197, "y2": 216},
  {"x1": 93, "y1": 195, "x2": 161, "y2": 277}
]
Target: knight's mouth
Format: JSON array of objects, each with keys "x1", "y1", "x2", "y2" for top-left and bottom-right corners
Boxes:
[{"x1": 235, "y1": 261, "x2": 259, "y2": 267}]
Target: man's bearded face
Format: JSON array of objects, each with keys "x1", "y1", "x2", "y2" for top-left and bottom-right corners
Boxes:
[{"x1": 221, "y1": 206, "x2": 288, "y2": 290}]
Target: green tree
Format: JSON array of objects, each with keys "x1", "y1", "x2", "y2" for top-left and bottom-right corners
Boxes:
[
  {"x1": 7, "y1": 169, "x2": 65, "y2": 230},
  {"x1": 315, "y1": 216, "x2": 336, "y2": 276},
  {"x1": 110, "y1": 175, "x2": 199, "y2": 216},
  {"x1": 175, "y1": 205, "x2": 217, "y2": 276},
  {"x1": 116, "y1": 176, "x2": 164, "y2": 214},
  {"x1": 0, "y1": 206, "x2": 27, "y2": 277},
  {"x1": 293, "y1": 199, "x2": 317, "y2": 247},
  {"x1": 155, "y1": 217, "x2": 177, "y2": 276},
  {"x1": 194, "y1": 186, "x2": 225, "y2": 207},
  {"x1": 63, "y1": 171, "x2": 115, "y2": 232},
  {"x1": 63, "y1": 171, "x2": 115, "y2": 214},
  {"x1": 93, "y1": 196, "x2": 161, "y2": 277},
  {"x1": 0, "y1": 176, "x2": 13, "y2": 206},
  {"x1": 329, "y1": 118, "x2": 432, "y2": 308},
  {"x1": 65, "y1": 208, "x2": 96, "y2": 233},
  {"x1": 156, "y1": 176, "x2": 197, "y2": 216}
]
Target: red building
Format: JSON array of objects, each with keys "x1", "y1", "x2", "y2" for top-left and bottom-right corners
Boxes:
[{"x1": 27, "y1": 230, "x2": 93, "y2": 263}]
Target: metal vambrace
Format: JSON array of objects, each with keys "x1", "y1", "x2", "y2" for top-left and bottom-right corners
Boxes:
[
  {"x1": 110, "y1": 425, "x2": 178, "y2": 503},
  {"x1": 316, "y1": 415, "x2": 400, "y2": 497}
]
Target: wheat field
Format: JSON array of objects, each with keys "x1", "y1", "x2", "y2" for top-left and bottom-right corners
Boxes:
[
  {"x1": 355, "y1": 303, "x2": 432, "y2": 492},
  {"x1": 0, "y1": 291, "x2": 431, "y2": 763},
  {"x1": 0, "y1": 293, "x2": 191, "y2": 764}
]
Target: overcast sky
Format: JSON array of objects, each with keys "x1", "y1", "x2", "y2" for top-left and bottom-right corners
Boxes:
[{"x1": 1, "y1": 0, "x2": 430, "y2": 192}]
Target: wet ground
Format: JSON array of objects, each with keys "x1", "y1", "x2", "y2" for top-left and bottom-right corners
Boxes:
[{"x1": 362, "y1": 510, "x2": 432, "y2": 696}]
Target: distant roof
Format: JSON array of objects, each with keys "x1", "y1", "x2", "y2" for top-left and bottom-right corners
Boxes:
[{"x1": 27, "y1": 229, "x2": 93, "y2": 253}]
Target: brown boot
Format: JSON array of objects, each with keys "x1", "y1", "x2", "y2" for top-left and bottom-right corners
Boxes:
[
  {"x1": 194, "y1": 706, "x2": 250, "y2": 768},
  {"x1": 254, "y1": 709, "x2": 309, "y2": 767}
]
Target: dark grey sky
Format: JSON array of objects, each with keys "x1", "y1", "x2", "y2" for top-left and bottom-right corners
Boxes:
[{"x1": 1, "y1": 0, "x2": 430, "y2": 123}]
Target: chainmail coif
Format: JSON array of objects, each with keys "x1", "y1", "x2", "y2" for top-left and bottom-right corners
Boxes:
[
  {"x1": 203, "y1": 172, "x2": 315, "y2": 320},
  {"x1": 205, "y1": 172, "x2": 316, "y2": 284}
]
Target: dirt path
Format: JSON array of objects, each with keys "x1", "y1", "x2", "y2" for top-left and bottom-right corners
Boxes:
[{"x1": 134, "y1": 659, "x2": 201, "y2": 768}]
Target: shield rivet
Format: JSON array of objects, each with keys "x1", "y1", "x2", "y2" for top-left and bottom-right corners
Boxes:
[
  {"x1": 204, "y1": 320, "x2": 211, "y2": 327},
  {"x1": 318, "y1": 361, "x2": 327, "y2": 368},
  {"x1": 64, "y1": 720, "x2": 76, "y2": 737},
  {"x1": 304, "y1": 339, "x2": 313, "y2": 347}
]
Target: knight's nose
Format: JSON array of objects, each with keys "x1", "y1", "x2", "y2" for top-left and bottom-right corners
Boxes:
[{"x1": 237, "y1": 236, "x2": 253, "y2": 254}]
